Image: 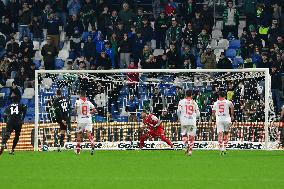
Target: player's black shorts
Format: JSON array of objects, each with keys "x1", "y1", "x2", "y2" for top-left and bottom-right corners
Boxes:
[
  {"x1": 6, "y1": 122, "x2": 22, "y2": 136},
  {"x1": 57, "y1": 116, "x2": 70, "y2": 131}
]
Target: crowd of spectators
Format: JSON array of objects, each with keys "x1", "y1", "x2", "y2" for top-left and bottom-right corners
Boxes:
[{"x1": 0, "y1": 0, "x2": 284, "y2": 122}]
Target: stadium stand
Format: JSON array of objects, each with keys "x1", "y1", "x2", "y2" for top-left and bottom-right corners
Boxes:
[{"x1": 0, "y1": 0, "x2": 284, "y2": 124}]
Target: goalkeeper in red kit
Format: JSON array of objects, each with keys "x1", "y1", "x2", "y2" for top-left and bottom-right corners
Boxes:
[{"x1": 139, "y1": 110, "x2": 173, "y2": 149}]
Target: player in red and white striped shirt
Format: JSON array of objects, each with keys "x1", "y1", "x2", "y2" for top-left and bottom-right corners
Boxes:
[{"x1": 212, "y1": 91, "x2": 234, "y2": 155}]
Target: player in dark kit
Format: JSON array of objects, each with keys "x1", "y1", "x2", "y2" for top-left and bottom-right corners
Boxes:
[
  {"x1": 53, "y1": 89, "x2": 70, "y2": 152},
  {"x1": 139, "y1": 110, "x2": 173, "y2": 149},
  {"x1": 0, "y1": 96, "x2": 27, "y2": 155}
]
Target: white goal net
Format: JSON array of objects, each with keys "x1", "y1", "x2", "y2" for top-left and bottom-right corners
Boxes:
[{"x1": 34, "y1": 69, "x2": 281, "y2": 151}]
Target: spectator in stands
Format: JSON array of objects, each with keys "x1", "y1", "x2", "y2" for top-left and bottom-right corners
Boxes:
[
  {"x1": 160, "y1": 108, "x2": 173, "y2": 121},
  {"x1": 20, "y1": 56, "x2": 32, "y2": 74},
  {"x1": 197, "y1": 28, "x2": 211, "y2": 54},
  {"x1": 118, "y1": 2, "x2": 135, "y2": 31},
  {"x1": 273, "y1": 52, "x2": 284, "y2": 72},
  {"x1": 69, "y1": 28, "x2": 82, "y2": 60},
  {"x1": 166, "y1": 43, "x2": 181, "y2": 68},
  {"x1": 67, "y1": 0, "x2": 81, "y2": 16},
  {"x1": 80, "y1": 0, "x2": 95, "y2": 31},
  {"x1": 155, "y1": 12, "x2": 168, "y2": 49},
  {"x1": 46, "y1": 12, "x2": 61, "y2": 48},
  {"x1": 268, "y1": 19, "x2": 282, "y2": 46},
  {"x1": 18, "y1": 2, "x2": 32, "y2": 41},
  {"x1": 191, "y1": 11, "x2": 204, "y2": 35},
  {"x1": 10, "y1": 82, "x2": 21, "y2": 101},
  {"x1": 131, "y1": 30, "x2": 144, "y2": 62},
  {"x1": 96, "y1": 51, "x2": 112, "y2": 70},
  {"x1": 141, "y1": 17, "x2": 154, "y2": 48},
  {"x1": 165, "y1": 0, "x2": 178, "y2": 17},
  {"x1": 182, "y1": 0, "x2": 196, "y2": 23},
  {"x1": 7, "y1": 55, "x2": 19, "y2": 79},
  {"x1": 259, "y1": 52, "x2": 272, "y2": 68},
  {"x1": 19, "y1": 36, "x2": 34, "y2": 58},
  {"x1": 126, "y1": 95, "x2": 139, "y2": 122},
  {"x1": 106, "y1": 10, "x2": 119, "y2": 37},
  {"x1": 104, "y1": 41, "x2": 115, "y2": 69},
  {"x1": 222, "y1": 0, "x2": 239, "y2": 39},
  {"x1": 243, "y1": 0, "x2": 257, "y2": 27},
  {"x1": 201, "y1": 45, "x2": 216, "y2": 69},
  {"x1": 141, "y1": 54, "x2": 160, "y2": 69},
  {"x1": 246, "y1": 27, "x2": 263, "y2": 57},
  {"x1": 152, "y1": 0, "x2": 164, "y2": 19},
  {"x1": 217, "y1": 52, "x2": 232, "y2": 69},
  {"x1": 30, "y1": 16, "x2": 44, "y2": 42},
  {"x1": 14, "y1": 67, "x2": 28, "y2": 89},
  {"x1": 6, "y1": 0, "x2": 20, "y2": 31},
  {"x1": 94, "y1": 84, "x2": 107, "y2": 117},
  {"x1": 271, "y1": 64, "x2": 282, "y2": 112},
  {"x1": 276, "y1": 35, "x2": 284, "y2": 51},
  {"x1": 6, "y1": 37, "x2": 20, "y2": 57},
  {"x1": 0, "y1": 33, "x2": 5, "y2": 59},
  {"x1": 0, "y1": 17, "x2": 15, "y2": 41},
  {"x1": 134, "y1": 7, "x2": 144, "y2": 30},
  {"x1": 201, "y1": 3, "x2": 214, "y2": 34},
  {"x1": 182, "y1": 22, "x2": 197, "y2": 54},
  {"x1": 41, "y1": 37, "x2": 59, "y2": 70},
  {"x1": 141, "y1": 45, "x2": 151, "y2": 62},
  {"x1": 181, "y1": 46, "x2": 196, "y2": 69},
  {"x1": 166, "y1": 18, "x2": 182, "y2": 48},
  {"x1": 152, "y1": 87, "x2": 164, "y2": 116},
  {"x1": 97, "y1": 5, "x2": 110, "y2": 35},
  {"x1": 52, "y1": 0, "x2": 67, "y2": 28},
  {"x1": 94, "y1": 32, "x2": 105, "y2": 54},
  {"x1": 65, "y1": 14, "x2": 84, "y2": 40},
  {"x1": 119, "y1": 33, "x2": 132, "y2": 68},
  {"x1": 82, "y1": 35, "x2": 96, "y2": 63}
]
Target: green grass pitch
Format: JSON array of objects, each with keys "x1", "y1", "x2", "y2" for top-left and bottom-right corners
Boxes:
[{"x1": 0, "y1": 150, "x2": 284, "y2": 189}]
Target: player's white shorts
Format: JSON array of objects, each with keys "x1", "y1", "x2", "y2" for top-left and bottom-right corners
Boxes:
[
  {"x1": 181, "y1": 125, "x2": 197, "y2": 136},
  {"x1": 216, "y1": 121, "x2": 231, "y2": 133},
  {"x1": 77, "y1": 123, "x2": 92, "y2": 132}
]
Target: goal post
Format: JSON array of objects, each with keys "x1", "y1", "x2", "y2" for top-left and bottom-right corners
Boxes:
[{"x1": 34, "y1": 68, "x2": 274, "y2": 151}]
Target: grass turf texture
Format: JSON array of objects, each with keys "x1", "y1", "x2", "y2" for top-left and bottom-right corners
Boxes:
[{"x1": 0, "y1": 150, "x2": 284, "y2": 189}]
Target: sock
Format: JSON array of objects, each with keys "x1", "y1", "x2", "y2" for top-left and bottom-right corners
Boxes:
[
  {"x1": 12, "y1": 135, "x2": 20, "y2": 151},
  {"x1": 76, "y1": 142, "x2": 80, "y2": 150},
  {"x1": 188, "y1": 135, "x2": 194, "y2": 152},
  {"x1": 182, "y1": 135, "x2": 188, "y2": 148},
  {"x1": 60, "y1": 134, "x2": 65, "y2": 147},
  {"x1": 89, "y1": 135, "x2": 94, "y2": 149},
  {"x1": 139, "y1": 134, "x2": 147, "y2": 148},
  {"x1": 2, "y1": 132, "x2": 11, "y2": 146},
  {"x1": 223, "y1": 134, "x2": 229, "y2": 150},
  {"x1": 218, "y1": 132, "x2": 223, "y2": 151}
]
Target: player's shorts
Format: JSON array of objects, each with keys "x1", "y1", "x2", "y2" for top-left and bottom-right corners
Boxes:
[
  {"x1": 77, "y1": 123, "x2": 92, "y2": 132},
  {"x1": 147, "y1": 125, "x2": 165, "y2": 137},
  {"x1": 181, "y1": 125, "x2": 197, "y2": 136},
  {"x1": 57, "y1": 116, "x2": 70, "y2": 131},
  {"x1": 216, "y1": 121, "x2": 231, "y2": 133},
  {"x1": 6, "y1": 122, "x2": 22, "y2": 136}
]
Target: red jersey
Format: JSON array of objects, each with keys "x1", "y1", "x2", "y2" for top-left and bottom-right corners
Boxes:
[{"x1": 143, "y1": 114, "x2": 161, "y2": 129}]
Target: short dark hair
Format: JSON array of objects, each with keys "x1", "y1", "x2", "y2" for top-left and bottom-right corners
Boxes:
[
  {"x1": 185, "y1": 90, "x2": 192, "y2": 97},
  {"x1": 80, "y1": 90, "x2": 86, "y2": 97},
  {"x1": 56, "y1": 89, "x2": 62, "y2": 96},
  {"x1": 218, "y1": 91, "x2": 226, "y2": 98}
]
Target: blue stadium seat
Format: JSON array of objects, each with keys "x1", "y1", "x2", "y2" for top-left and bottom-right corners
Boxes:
[
  {"x1": 229, "y1": 39, "x2": 241, "y2": 49},
  {"x1": 33, "y1": 60, "x2": 41, "y2": 69},
  {"x1": 0, "y1": 87, "x2": 10, "y2": 97},
  {"x1": 233, "y1": 57, "x2": 244, "y2": 68},
  {"x1": 55, "y1": 59, "x2": 64, "y2": 69},
  {"x1": 225, "y1": 49, "x2": 237, "y2": 59},
  {"x1": 20, "y1": 98, "x2": 29, "y2": 105},
  {"x1": 82, "y1": 32, "x2": 91, "y2": 42}
]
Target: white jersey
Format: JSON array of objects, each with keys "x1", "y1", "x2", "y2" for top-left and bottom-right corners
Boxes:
[
  {"x1": 177, "y1": 98, "x2": 200, "y2": 126},
  {"x1": 212, "y1": 99, "x2": 233, "y2": 122},
  {"x1": 75, "y1": 98, "x2": 95, "y2": 123}
]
